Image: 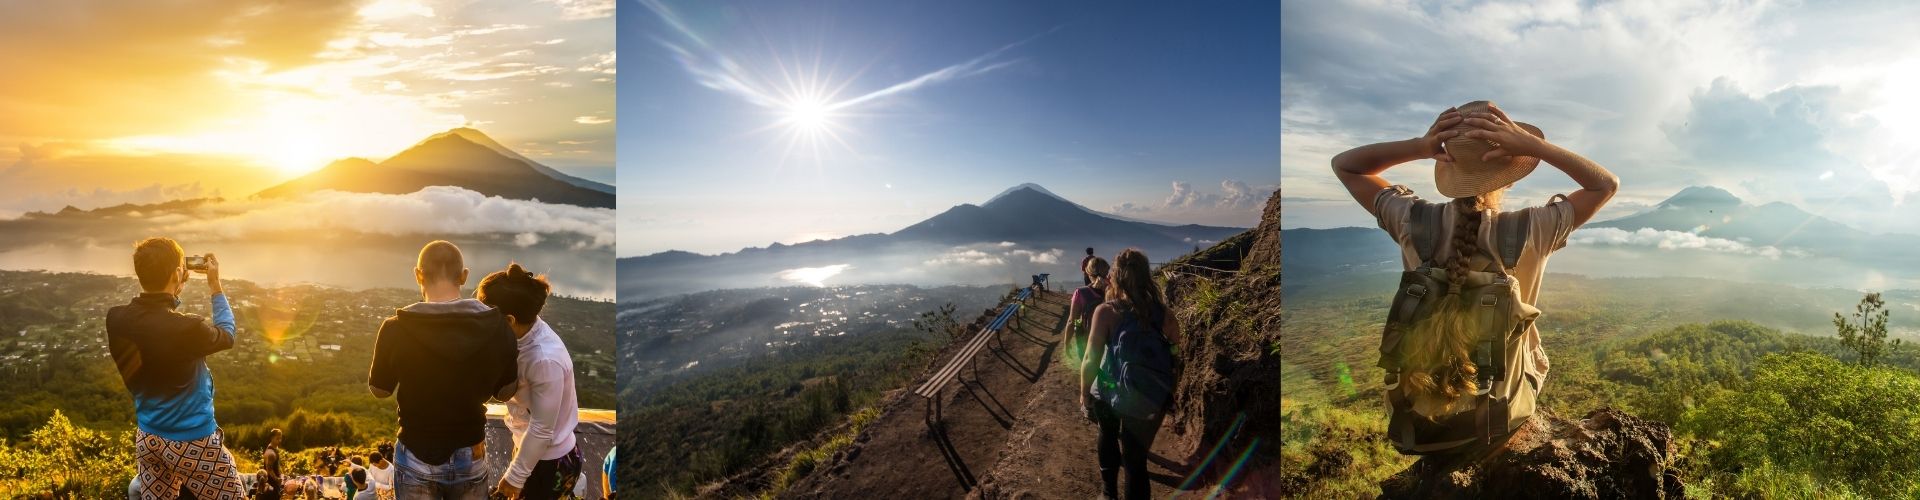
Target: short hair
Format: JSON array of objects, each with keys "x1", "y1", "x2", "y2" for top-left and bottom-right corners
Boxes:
[
  {"x1": 477, "y1": 263, "x2": 550, "y2": 324},
  {"x1": 133, "y1": 238, "x2": 185, "y2": 291},
  {"x1": 369, "y1": 451, "x2": 383, "y2": 463},
  {"x1": 416, "y1": 240, "x2": 465, "y2": 285},
  {"x1": 1085, "y1": 247, "x2": 1095, "y2": 255}
]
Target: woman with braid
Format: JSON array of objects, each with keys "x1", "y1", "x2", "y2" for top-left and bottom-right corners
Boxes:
[{"x1": 1331, "y1": 101, "x2": 1617, "y2": 450}]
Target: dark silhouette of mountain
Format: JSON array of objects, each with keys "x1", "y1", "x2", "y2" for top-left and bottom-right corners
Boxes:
[
  {"x1": 893, "y1": 185, "x2": 1242, "y2": 248},
  {"x1": 24, "y1": 198, "x2": 224, "y2": 219},
  {"x1": 254, "y1": 129, "x2": 614, "y2": 208},
  {"x1": 618, "y1": 184, "x2": 1251, "y2": 300},
  {"x1": 432, "y1": 127, "x2": 614, "y2": 194}
]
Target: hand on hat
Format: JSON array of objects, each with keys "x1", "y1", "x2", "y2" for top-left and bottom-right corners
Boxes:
[
  {"x1": 1461, "y1": 103, "x2": 1549, "y2": 162},
  {"x1": 1420, "y1": 107, "x2": 1465, "y2": 164}
]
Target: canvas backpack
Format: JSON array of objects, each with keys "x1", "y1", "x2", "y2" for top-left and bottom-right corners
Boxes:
[
  {"x1": 1100, "y1": 306, "x2": 1178, "y2": 421},
  {"x1": 1377, "y1": 203, "x2": 1542, "y2": 455}
]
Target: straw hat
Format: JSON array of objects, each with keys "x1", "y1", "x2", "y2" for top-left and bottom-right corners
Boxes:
[{"x1": 1436, "y1": 100, "x2": 1546, "y2": 198}]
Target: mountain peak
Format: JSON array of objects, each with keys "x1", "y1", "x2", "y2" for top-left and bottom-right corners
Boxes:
[
  {"x1": 983, "y1": 184, "x2": 1076, "y2": 210},
  {"x1": 252, "y1": 128, "x2": 615, "y2": 208},
  {"x1": 1659, "y1": 186, "x2": 1741, "y2": 209},
  {"x1": 985, "y1": 183, "x2": 1064, "y2": 205}
]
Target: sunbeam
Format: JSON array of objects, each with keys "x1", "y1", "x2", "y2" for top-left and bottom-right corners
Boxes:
[{"x1": 641, "y1": 0, "x2": 1053, "y2": 167}]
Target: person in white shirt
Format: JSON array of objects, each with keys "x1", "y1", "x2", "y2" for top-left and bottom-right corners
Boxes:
[
  {"x1": 366, "y1": 445, "x2": 394, "y2": 499},
  {"x1": 477, "y1": 264, "x2": 582, "y2": 499}
]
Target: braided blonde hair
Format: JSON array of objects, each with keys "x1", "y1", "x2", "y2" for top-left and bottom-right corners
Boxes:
[{"x1": 1399, "y1": 192, "x2": 1502, "y2": 418}]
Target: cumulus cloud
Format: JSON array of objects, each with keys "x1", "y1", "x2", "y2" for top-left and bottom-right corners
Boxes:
[
  {"x1": 1010, "y1": 248, "x2": 1065, "y2": 265},
  {"x1": 1113, "y1": 178, "x2": 1274, "y2": 225},
  {"x1": 925, "y1": 248, "x2": 1005, "y2": 267},
  {"x1": 1165, "y1": 181, "x2": 1219, "y2": 209},
  {"x1": 167, "y1": 186, "x2": 614, "y2": 248},
  {"x1": 1279, "y1": 0, "x2": 1920, "y2": 233},
  {"x1": 925, "y1": 244, "x2": 1065, "y2": 267},
  {"x1": 1569, "y1": 227, "x2": 1799, "y2": 259}
]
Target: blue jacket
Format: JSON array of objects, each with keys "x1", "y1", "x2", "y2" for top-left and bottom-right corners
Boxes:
[{"x1": 105, "y1": 292, "x2": 236, "y2": 441}]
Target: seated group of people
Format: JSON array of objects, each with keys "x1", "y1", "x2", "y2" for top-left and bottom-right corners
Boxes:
[{"x1": 106, "y1": 238, "x2": 586, "y2": 499}]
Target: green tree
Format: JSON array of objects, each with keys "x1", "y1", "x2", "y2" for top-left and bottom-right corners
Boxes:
[
  {"x1": 1834, "y1": 293, "x2": 1898, "y2": 367},
  {"x1": 913, "y1": 303, "x2": 962, "y2": 341}
]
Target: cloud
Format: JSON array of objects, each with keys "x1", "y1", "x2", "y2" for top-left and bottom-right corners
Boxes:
[
  {"x1": 640, "y1": 0, "x2": 1048, "y2": 112},
  {"x1": 1010, "y1": 248, "x2": 1065, "y2": 265},
  {"x1": 0, "y1": 1, "x2": 616, "y2": 173},
  {"x1": 1279, "y1": 0, "x2": 1920, "y2": 233},
  {"x1": 925, "y1": 248, "x2": 1005, "y2": 267},
  {"x1": 574, "y1": 116, "x2": 611, "y2": 125},
  {"x1": 539, "y1": 0, "x2": 614, "y2": 20},
  {"x1": 1165, "y1": 181, "x2": 1220, "y2": 209},
  {"x1": 1112, "y1": 180, "x2": 1276, "y2": 225},
  {"x1": 925, "y1": 244, "x2": 1063, "y2": 267},
  {"x1": 0, "y1": 1, "x2": 361, "y2": 138},
  {"x1": 168, "y1": 186, "x2": 614, "y2": 249},
  {"x1": 1569, "y1": 227, "x2": 1798, "y2": 259}
]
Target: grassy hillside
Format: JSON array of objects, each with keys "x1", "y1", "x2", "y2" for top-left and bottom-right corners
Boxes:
[
  {"x1": 1282, "y1": 273, "x2": 1920, "y2": 498},
  {"x1": 0, "y1": 270, "x2": 616, "y2": 496}
]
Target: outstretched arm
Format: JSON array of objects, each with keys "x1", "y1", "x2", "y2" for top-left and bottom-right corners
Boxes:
[
  {"x1": 1332, "y1": 107, "x2": 1462, "y2": 217},
  {"x1": 1461, "y1": 104, "x2": 1619, "y2": 226}
]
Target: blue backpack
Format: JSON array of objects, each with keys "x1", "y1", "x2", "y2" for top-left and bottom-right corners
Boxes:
[{"x1": 1098, "y1": 308, "x2": 1177, "y2": 421}]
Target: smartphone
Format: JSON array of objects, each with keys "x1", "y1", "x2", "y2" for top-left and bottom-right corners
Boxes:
[{"x1": 185, "y1": 255, "x2": 209, "y2": 271}]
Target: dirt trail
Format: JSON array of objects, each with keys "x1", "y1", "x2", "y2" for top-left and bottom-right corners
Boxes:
[{"x1": 782, "y1": 288, "x2": 1216, "y2": 499}]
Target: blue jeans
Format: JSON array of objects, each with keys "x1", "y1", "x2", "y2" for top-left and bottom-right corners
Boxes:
[{"x1": 394, "y1": 440, "x2": 488, "y2": 500}]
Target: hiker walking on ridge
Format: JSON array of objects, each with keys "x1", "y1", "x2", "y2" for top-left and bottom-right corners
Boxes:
[
  {"x1": 106, "y1": 238, "x2": 247, "y2": 499},
  {"x1": 1063, "y1": 256, "x2": 1112, "y2": 365},
  {"x1": 1080, "y1": 248, "x2": 1182, "y2": 500},
  {"x1": 368, "y1": 240, "x2": 520, "y2": 499},
  {"x1": 478, "y1": 263, "x2": 586, "y2": 499},
  {"x1": 1331, "y1": 101, "x2": 1617, "y2": 455}
]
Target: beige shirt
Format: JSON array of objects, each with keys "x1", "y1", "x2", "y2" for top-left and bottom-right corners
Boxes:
[{"x1": 1373, "y1": 185, "x2": 1578, "y2": 383}]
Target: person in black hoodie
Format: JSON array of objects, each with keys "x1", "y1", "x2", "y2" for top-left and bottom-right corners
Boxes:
[{"x1": 367, "y1": 240, "x2": 518, "y2": 499}]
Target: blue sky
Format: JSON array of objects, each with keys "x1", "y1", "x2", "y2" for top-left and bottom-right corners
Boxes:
[
  {"x1": 619, "y1": 0, "x2": 1279, "y2": 256},
  {"x1": 1282, "y1": 0, "x2": 1920, "y2": 235}
]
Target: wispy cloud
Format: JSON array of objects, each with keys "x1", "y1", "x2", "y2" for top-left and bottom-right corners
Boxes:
[{"x1": 640, "y1": 0, "x2": 1051, "y2": 113}]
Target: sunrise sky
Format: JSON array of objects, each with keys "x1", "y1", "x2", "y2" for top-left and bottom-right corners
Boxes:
[{"x1": 0, "y1": 0, "x2": 615, "y2": 218}]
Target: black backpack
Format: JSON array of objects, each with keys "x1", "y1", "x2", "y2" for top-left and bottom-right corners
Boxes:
[
  {"x1": 1100, "y1": 307, "x2": 1178, "y2": 421},
  {"x1": 1377, "y1": 204, "x2": 1542, "y2": 455}
]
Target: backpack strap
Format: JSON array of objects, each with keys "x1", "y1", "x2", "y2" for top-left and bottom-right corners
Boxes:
[
  {"x1": 1494, "y1": 210, "x2": 1530, "y2": 271},
  {"x1": 1409, "y1": 202, "x2": 1445, "y2": 267}
]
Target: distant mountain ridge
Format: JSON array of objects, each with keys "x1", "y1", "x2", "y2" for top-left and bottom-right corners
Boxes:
[
  {"x1": 618, "y1": 184, "x2": 1250, "y2": 300},
  {"x1": 1281, "y1": 185, "x2": 1920, "y2": 286},
  {"x1": 1587, "y1": 186, "x2": 1869, "y2": 249},
  {"x1": 254, "y1": 128, "x2": 614, "y2": 208}
]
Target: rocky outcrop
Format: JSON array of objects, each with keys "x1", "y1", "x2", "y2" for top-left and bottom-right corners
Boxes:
[
  {"x1": 1156, "y1": 189, "x2": 1282, "y2": 494},
  {"x1": 1378, "y1": 407, "x2": 1685, "y2": 499}
]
